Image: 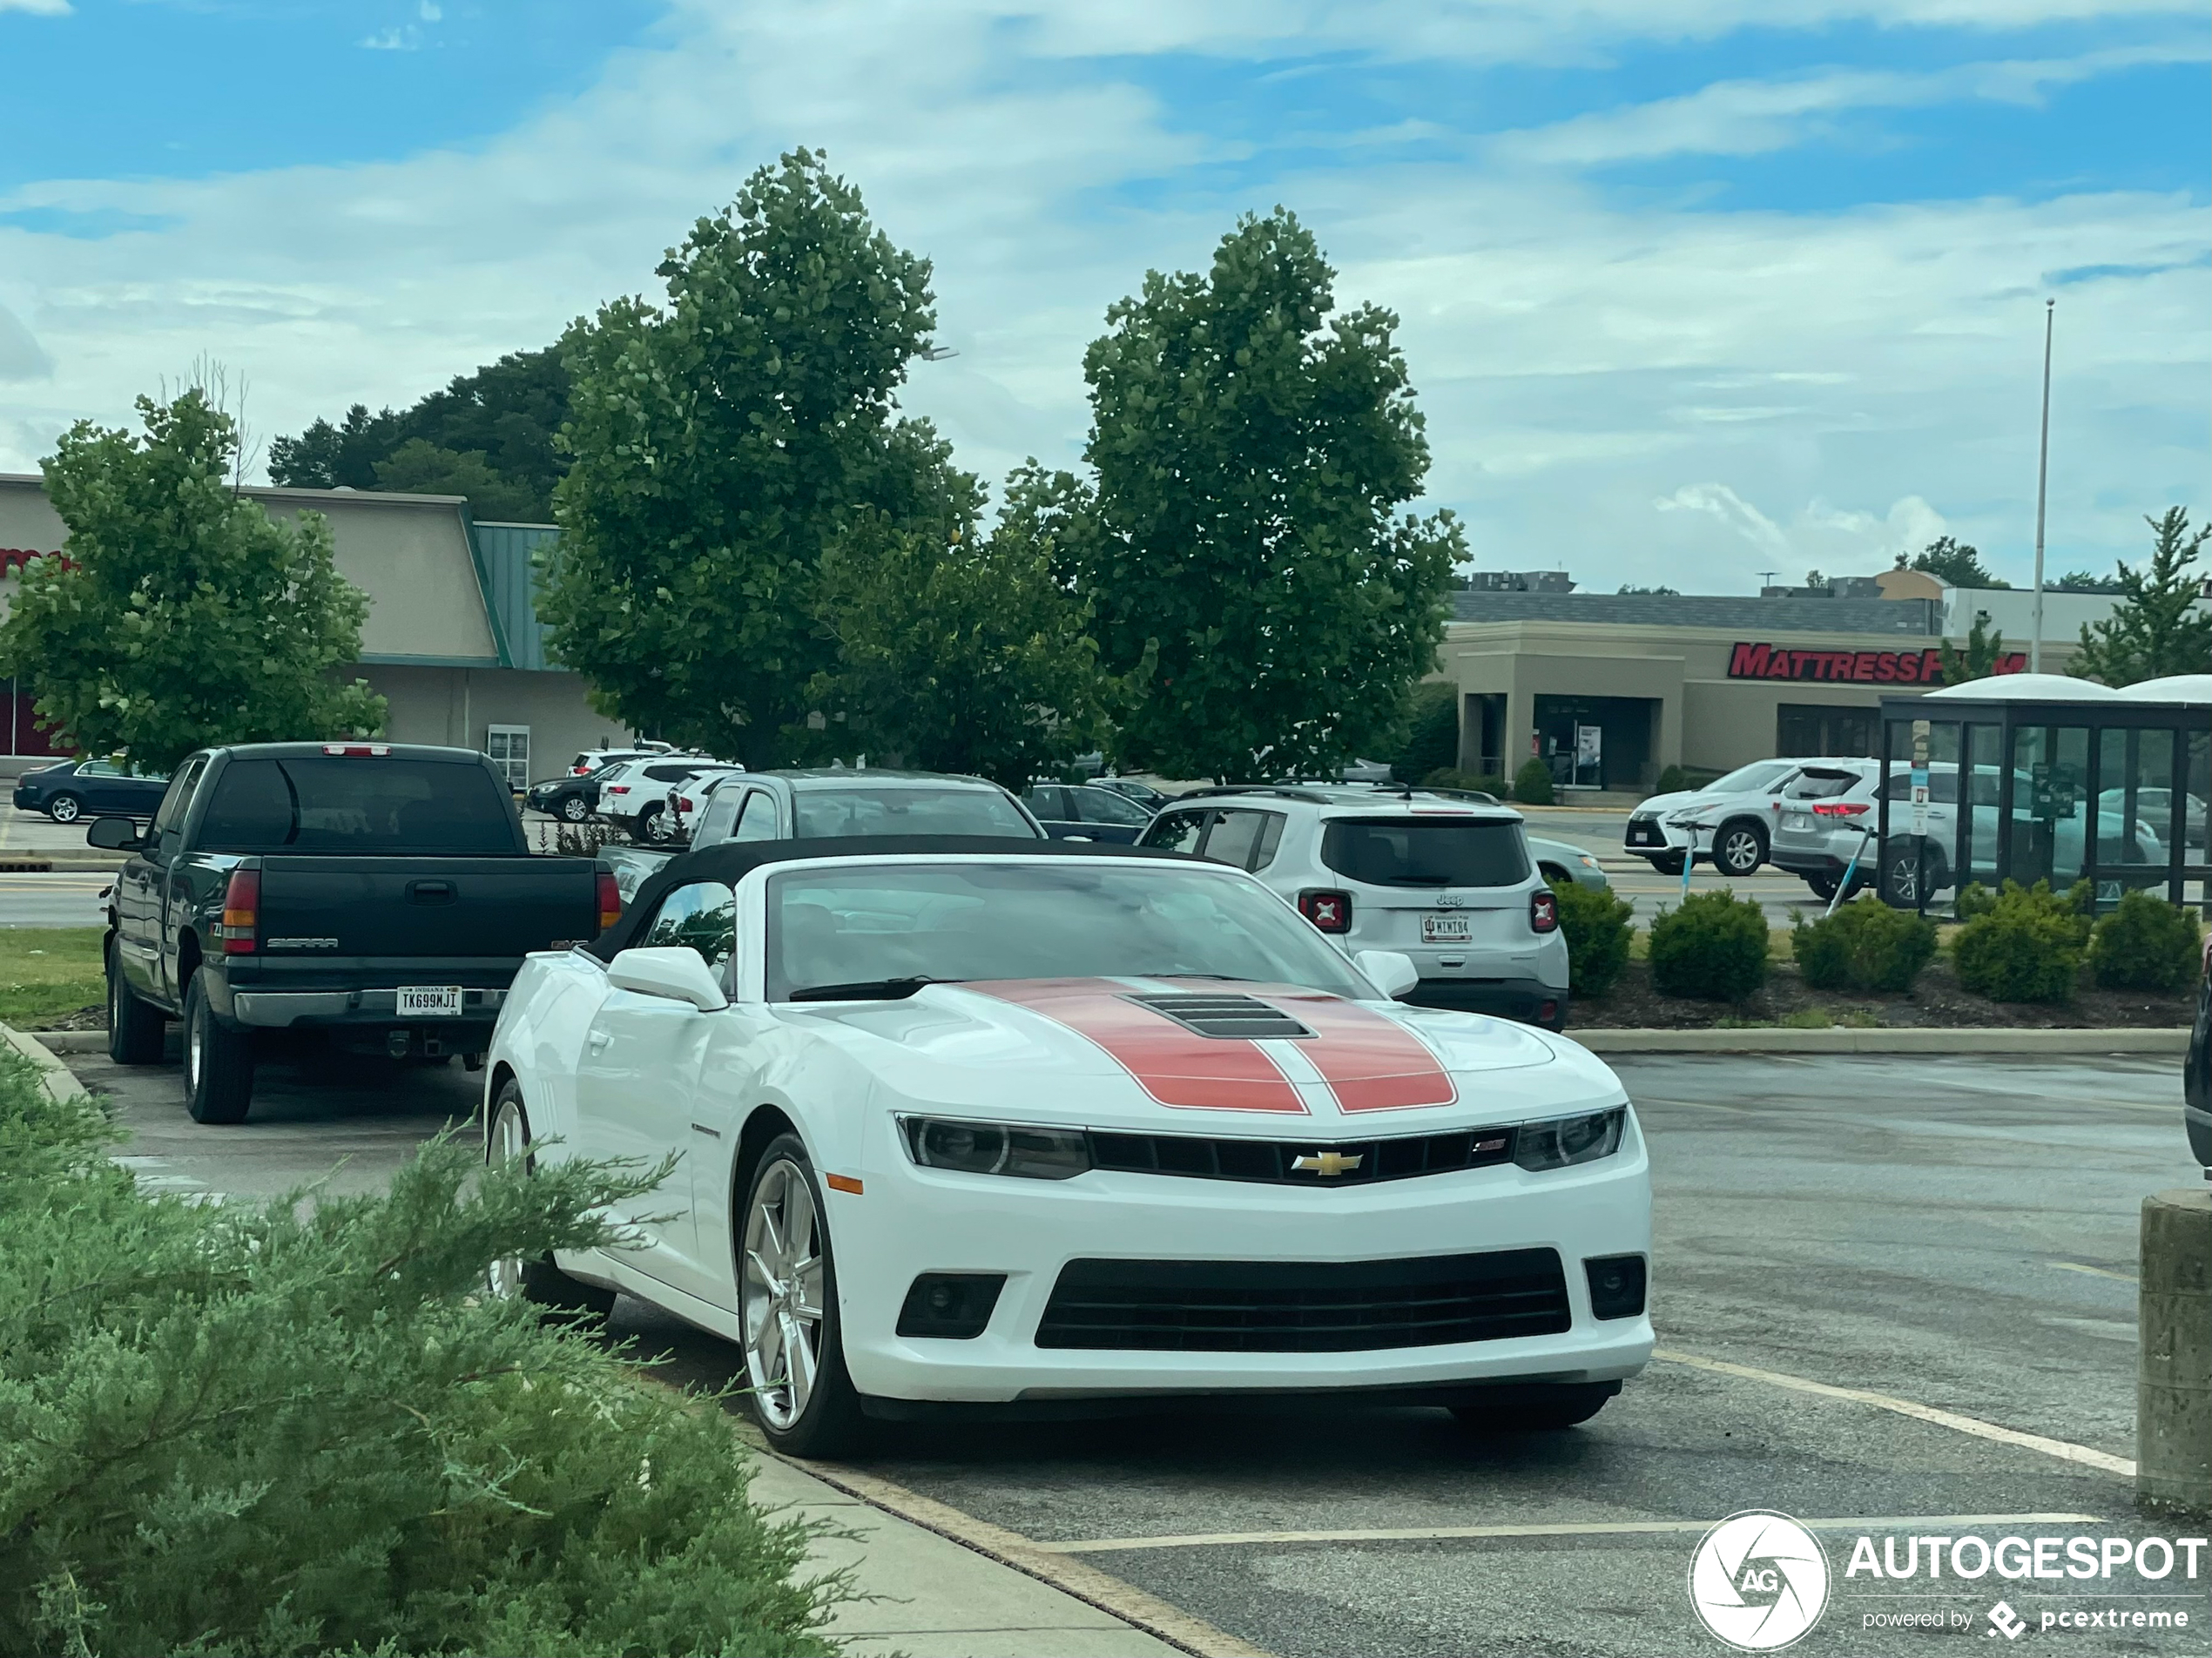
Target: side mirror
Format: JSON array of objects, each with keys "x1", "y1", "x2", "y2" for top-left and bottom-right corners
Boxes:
[
  {"x1": 1353, "y1": 949, "x2": 1420, "y2": 1001},
  {"x1": 608, "y1": 946, "x2": 730, "y2": 1012},
  {"x1": 86, "y1": 816, "x2": 148, "y2": 852}
]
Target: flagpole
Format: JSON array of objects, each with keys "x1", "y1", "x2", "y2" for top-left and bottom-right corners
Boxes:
[{"x1": 2030, "y1": 298, "x2": 2054, "y2": 673}]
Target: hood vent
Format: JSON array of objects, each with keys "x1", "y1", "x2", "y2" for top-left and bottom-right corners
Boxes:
[{"x1": 1125, "y1": 992, "x2": 1313, "y2": 1041}]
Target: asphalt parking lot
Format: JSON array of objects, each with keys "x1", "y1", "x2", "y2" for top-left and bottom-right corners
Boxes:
[{"x1": 63, "y1": 1041, "x2": 2206, "y2": 1657}]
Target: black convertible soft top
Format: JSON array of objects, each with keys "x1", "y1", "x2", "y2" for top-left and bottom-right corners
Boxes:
[{"x1": 584, "y1": 834, "x2": 1192, "y2": 960}]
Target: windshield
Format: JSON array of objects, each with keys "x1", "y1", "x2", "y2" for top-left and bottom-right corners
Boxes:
[
  {"x1": 197, "y1": 758, "x2": 518, "y2": 853},
  {"x1": 1703, "y1": 760, "x2": 1794, "y2": 795},
  {"x1": 792, "y1": 785, "x2": 1040, "y2": 839},
  {"x1": 1318, "y1": 817, "x2": 1528, "y2": 888},
  {"x1": 765, "y1": 860, "x2": 1370, "y2": 1000}
]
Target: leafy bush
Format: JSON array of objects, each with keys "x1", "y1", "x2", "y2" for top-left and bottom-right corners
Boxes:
[
  {"x1": 1388, "y1": 683, "x2": 1460, "y2": 784},
  {"x1": 1512, "y1": 758, "x2": 1556, "y2": 805},
  {"x1": 1954, "y1": 880, "x2": 1996, "y2": 920},
  {"x1": 2088, "y1": 889, "x2": 2202, "y2": 992},
  {"x1": 1950, "y1": 879, "x2": 2092, "y2": 1002},
  {"x1": 1422, "y1": 766, "x2": 1509, "y2": 799},
  {"x1": 1550, "y1": 880, "x2": 1634, "y2": 998},
  {"x1": 1791, "y1": 899, "x2": 1939, "y2": 994},
  {"x1": 0, "y1": 1048, "x2": 839, "y2": 1658},
  {"x1": 1655, "y1": 765, "x2": 1721, "y2": 796},
  {"x1": 1649, "y1": 889, "x2": 1770, "y2": 1001}
]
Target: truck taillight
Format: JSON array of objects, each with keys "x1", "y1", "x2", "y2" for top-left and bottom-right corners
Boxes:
[
  {"x1": 219, "y1": 868, "x2": 260, "y2": 954},
  {"x1": 597, "y1": 872, "x2": 622, "y2": 934},
  {"x1": 320, "y1": 743, "x2": 390, "y2": 757},
  {"x1": 1530, "y1": 889, "x2": 1560, "y2": 933},
  {"x1": 1811, "y1": 801, "x2": 1871, "y2": 818},
  {"x1": 1298, "y1": 889, "x2": 1352, "y2": 933}
]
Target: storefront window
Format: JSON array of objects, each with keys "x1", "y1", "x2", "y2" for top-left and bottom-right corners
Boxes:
[
  {"x1": 1962, "y1": 723, "x2": 2001, "y2": 887},
  {"x1": 2006, "y1": 725, "x2": 2090, "y2": 892}
]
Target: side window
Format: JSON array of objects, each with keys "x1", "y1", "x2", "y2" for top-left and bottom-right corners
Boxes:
[
  {"x1": 640, "y1": 881, "x2": 738, "y2": 969},
  {"x1": 79, "y1": 760, "x2": 118, "y2": 778},
  {"x1": 1074, "y1": 788, "x2": 1151, "y2": 826},
  {"x1": 152, "y1": 757, "x2": 207, "y2": 838},
  {"x1": 1142, "y1": 809, "x2": 1211, "y2": 855},
  {"x1": 1025, "y1": 786, "x2": 1068, "y2": 820},
  {"x1": 732, "y1": 791, "x2": 779, "y2": 842},
  {"x1": 1202, "y1": 810, "x2": 1265, "y2": 869},
  {"x1": 693, "y1": 782, "x2": 744, "y2": 845}
]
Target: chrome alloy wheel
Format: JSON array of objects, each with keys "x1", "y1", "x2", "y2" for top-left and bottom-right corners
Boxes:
[
  {"x1": 742, "y1": 1158, "x2": 826, "y2": 1431},
  {"x1": 1716, "y1": 826, "x2": 1763, "y2": 876},
  {"x1": 485, "y1": 1096, "x2": 529, "y2": 1300}
]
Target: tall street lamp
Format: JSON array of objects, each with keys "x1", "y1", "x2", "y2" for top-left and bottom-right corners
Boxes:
[{"x1": 2030, "y1": 298, "x2": 2054, "y2": 672}]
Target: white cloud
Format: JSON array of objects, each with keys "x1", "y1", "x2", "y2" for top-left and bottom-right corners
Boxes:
[
  {"x1": 420, "y1": 1, "x2": 442, "y2": 18},
  {"x1": 0, "y1": 0, "x2": 2202, "y2": 596},
  {"x1": 0, "y1": 0, "x2": 71, "y2": 13},
  {"x1": 359, "y1": 27, "x2": 418, "y2": 51}
]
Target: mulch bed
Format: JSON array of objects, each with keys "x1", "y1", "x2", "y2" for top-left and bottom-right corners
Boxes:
[
  {"x1": 1568, "y1": 958, "x2": 2192, "y2": 1030},
  {"x1": 35, "y1": 1003, "x2": 107, "y2": 1032}
]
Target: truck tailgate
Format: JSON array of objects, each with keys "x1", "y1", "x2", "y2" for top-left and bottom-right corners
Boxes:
[{"x1": 254, "y1": 857, "x2": 599, "y2": 960}]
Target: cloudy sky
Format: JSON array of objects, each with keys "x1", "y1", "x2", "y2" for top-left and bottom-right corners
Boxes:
[{"x1": 1, "y1": 0, "x2": 2204, "y2": 592}]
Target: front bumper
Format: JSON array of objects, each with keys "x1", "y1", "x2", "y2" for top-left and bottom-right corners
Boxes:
[
  {"x1": 1623, "y1": 815, "x2": 1687, "y2": 856},
  {"x1": 831, "y1": 1109, "x2": 1652, "y2": 1404}
]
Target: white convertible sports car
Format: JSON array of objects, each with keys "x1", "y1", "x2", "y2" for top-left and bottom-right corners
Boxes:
[{"x1": 485, "y1": 836, "x2": 1653, "y2": 1455}]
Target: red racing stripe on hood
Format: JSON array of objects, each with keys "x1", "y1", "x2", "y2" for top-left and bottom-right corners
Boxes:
[
  {"x1": 966, "y1": 979, "x2": 1306, "y2": 1113},
  {"x1": 1261, "y1": 994, "x2": 1459, "y2": 1112}
]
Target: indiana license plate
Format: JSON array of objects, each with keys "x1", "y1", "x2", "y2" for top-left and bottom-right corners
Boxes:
[
  {"x1": 1421, "y1": 914, "x2": 1473, "y2": 943},
  {"x1": 397, "y1": 985, "x2": 463, "y2": 1017}
]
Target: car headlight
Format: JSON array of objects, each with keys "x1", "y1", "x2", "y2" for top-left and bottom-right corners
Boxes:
[
  {"x1": 1664, "y1": 810, "x2": 1710, "y2": 827},
  {"x1": 1576, "y1": 853, "x2": 1601, "y2": 869},
  {"x1": 1514, "y1": 1106, "x2": 1626, "y2": 1171},
  {"x1": 899, "y1": 1115, "x2": 1091, "y2": 1180}
]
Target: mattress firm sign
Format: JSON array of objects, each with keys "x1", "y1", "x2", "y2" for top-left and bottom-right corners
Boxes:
[{"x1": 1726, "y1": 643, "x2": 2027, "y2": 685}]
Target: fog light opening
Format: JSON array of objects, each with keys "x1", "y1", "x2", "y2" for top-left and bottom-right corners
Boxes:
[
  {"x1": 1584, "y1": 1254, "x2": 1648, "y2": 1320},
  {"x1": 895, "y1": 1272, "x2": 1008, "y2": 1339}
]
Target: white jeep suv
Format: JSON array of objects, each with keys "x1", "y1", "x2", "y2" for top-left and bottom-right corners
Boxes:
[{"x1": 1137, "y1": 785, "x2": 1572, "y2": 1029}]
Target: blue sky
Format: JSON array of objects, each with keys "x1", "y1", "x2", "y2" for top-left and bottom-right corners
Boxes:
[{"x1": 1, "y1": 0, "x2": 2205, "y2": 591}]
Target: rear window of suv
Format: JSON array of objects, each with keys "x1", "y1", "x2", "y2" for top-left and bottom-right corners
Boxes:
[
  {"x1": 1319, "y1": 816, "x2": 1528, "y2": 887},
  {"x1": 197, "y1": 758, "x2": 519, "y2": 853}
]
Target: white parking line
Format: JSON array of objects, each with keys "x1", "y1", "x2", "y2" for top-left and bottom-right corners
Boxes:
[
  {"x1": 2049, "y1": 1261, "x2": 2139, "y2": 1283},
  {"x1": 1036, "y1": 1513, "x2": 2103, "y2": 1554},
  {"x1": 1655, "y1": 1349, "x2": 2135, "y2": 1477}
]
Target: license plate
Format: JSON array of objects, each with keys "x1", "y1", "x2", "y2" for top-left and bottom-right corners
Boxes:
[
  {"x1": 1785, "y1": 814, "x2": 1811, "y2": 832},
  {"x1": 1628, "y1": 825, "x2": 1657, "y2": 845},
  {"x1": 397, "y1": 986, "x2": 463, "y2": 1017},
  {"x1": 1421, "y1": 914, "x2": 1472, "y2": 943}
]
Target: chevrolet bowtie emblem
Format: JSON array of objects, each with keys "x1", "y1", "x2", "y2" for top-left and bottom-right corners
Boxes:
[{"x1": 1291, "y1": 1150, "x2": 1363, "y2": 1177}]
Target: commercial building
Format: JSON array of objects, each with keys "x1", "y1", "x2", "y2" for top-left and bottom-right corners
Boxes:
[
  {"x1": 1432, "y1": 566, "x2": 2153, "y2": 792},
  {"x1": 0, "y1": 475, "x2": 633, "y2": 784}
]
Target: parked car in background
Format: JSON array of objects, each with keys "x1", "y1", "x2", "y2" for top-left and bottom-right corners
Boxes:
[
  {"x1": 592, "y1": 757, "x2": 719, "y2": 841},
  {"x1": 2186, "y1": 933, "x2": 2212, "y2": 1174},
  {"x1": 1023, "y1": 783, "x2": 1157, "y2": 842},
  {"x1": 1092, "y1": 778, "x2": 1173, "y2": 812},
  {"x1": 570, "y1": 744, "x2": 671, "y2": 777},
  {"x1": 13, "y1": 758, "x2": 170, "y2": 823},
  {"x1": 606, "y1": 769, "x2": 1044, "y2": 900},
  {"x1": 526, "y1": 773, "x2": 605, "y2": 823},
  {"x1": 91, "y1": 742, "x2": 613, "y2": 1123},
  {"x1": 1527, "y1": 835, "x2": 1610, "y2": 892},
  {"x1": 1623, "y1": 758, "x2": 1837, "y2": 878},
  {"x1": 618, "y1": 760, "x2": 746, "y2": 843},
  {"x1": 1142, "y1": 784, "x2": 1571, "y2": 1028}
]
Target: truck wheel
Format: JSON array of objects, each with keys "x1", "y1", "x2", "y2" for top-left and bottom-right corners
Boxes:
[
  {"x1": 106, "y1": 939, "x2": 165, "y2": 1064},
  {"x1": 1713, "y1": 820, "x2": 1766, "y2": 878},
  {"x1": 47, "y1": 792, "x2": 84, "y2": 824},
  {"x1": 559, "y1": 795, "x2": 590, "y2": 822},
  {"x1": 485, "y1": 1081, "x2": 618, "y2": 1324},
  {"x1": 183, "y1": 973, "x2": 255, "y2": 1124},
  {"x1": 1452, "y1": 1382, "x2": 1617, "y2": 1432}
]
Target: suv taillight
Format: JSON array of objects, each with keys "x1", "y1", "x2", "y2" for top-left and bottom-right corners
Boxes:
[
  {"x1": 597, "y1": 871, "x2": 623, "y2": 934},
  {"x1": 1530, "y1": 889, "x2": 1559, "y2": 933},
  {"x1": 219, "y1": 868, "x2": 260, "y2": 954},
  {"x1": 676, "y1": 796, "x2": 694, "y2": 812},
  {"x1": 1811, "y1": 801, "x2": 1871, "y2": 819},
  {"x1": 1298, "y1": 889, "x2": 1352, "y2": 933}
]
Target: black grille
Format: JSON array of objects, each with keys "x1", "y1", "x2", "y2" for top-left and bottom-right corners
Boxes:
[
  {"x1": 1088, "y1": 1125, "x2": 1515, "y2": 1185},
  {"x1": 1123, "y1": 992, "x2": 1313, "y2": 1041},
  {"x1": 1035, "y1": 1250, "x2": 1571, "y2": 1352}
]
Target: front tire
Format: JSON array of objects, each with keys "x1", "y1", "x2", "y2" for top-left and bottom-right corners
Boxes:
[
  {"x1": 48, "y1": 792, "x2": 83, "y2": 824},
  {"x1": 640, "y1": 805, "x2": 674, "y2": 843},
  {"x1": 740, "y1": 1133, "x2": 867, "y2": 1457},
  {"x1": 182, "y1": 972, "x2": 254, "y2": 1124},
  {"x1": 484, "y1": 1081, "x2": 620, "y2": 1323},
  {"x1": 1453, "y1": 1381, "x2": 1618, "y2": 1432},
  {"x1": 559, "y1": 794, "x2": 590, "y2": 823},
  {"x1": 1713, "y1": 820, "x2": 1766, "y2": 878},
  {"x1": 106, "y1": 939, "x2": 165, "y2": 1064},
  {"x1": 1648, "y1": 851, "x2": 1686, "y2": 877},
  {"x1": 1804, "y1": 874, "x2": 1838, "y2": 902}
]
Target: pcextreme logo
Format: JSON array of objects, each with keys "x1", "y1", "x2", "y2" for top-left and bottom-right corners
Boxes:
[{"x1": 1688, "y1": 1511, "x2": 1831, "y2": 1651}]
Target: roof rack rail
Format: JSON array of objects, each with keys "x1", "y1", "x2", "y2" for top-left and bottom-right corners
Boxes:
[
  {"x1": 1171, "y1": 785, "x2": 1341, "y2": 805},
  {"x1": 1417, "y1": 786, "x2": 1506, "y2": 807}
]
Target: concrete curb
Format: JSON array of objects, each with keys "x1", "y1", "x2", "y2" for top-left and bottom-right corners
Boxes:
[
  {"x1": 1568, "y1": 1026, "x2": 2192, "y2": 1055},
  {"x1": 23, "y1": 1029, "x2": 105, "y2": 1053},
  {"x1": 2, "y1": 1022, "x2": 91, "y2": 1101}
]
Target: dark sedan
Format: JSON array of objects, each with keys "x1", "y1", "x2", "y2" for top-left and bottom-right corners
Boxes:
[
  {"x1": 12, "y1": 758, "x2": 169, "y2": 823},
  {"x1": 1021, "y1": 782, "x2": 1157, "y2": 843},
  {"x1": 524, "y1": 774, "x2": 600, "y2": 823}
]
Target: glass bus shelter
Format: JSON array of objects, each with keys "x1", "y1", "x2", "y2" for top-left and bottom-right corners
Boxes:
[{"x1": 1875, "y1": 673, "x2": 2209, "y2": 914}]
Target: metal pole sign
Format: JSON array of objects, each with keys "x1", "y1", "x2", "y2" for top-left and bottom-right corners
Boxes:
[{"x1": 1911, "y1": 719, "x2": 1931, "y2": 915}]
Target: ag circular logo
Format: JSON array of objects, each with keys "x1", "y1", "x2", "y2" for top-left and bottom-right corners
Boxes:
[{"x1": 1687, "y1": 1510, "x2": 1831, "y2": 1651}]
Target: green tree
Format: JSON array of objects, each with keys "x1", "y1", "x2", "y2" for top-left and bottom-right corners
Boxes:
[
  {"x1": 269, "y1": 347, "x2": 571, "y2": 520},
  {"x1": 372, "y1": 437, "x2": 546, "y2": 522},
  {"x1": 1065, "y1": 208, "x2": 1462, "y2": 781},
  {"x1": 2054, "y1": 570, "x2": 2122, "y2": 594},
  {"x1": 538, "y1": 150, "x2": 949, "y2": 766},
  {"x1": 806, "y1": 468, "x2": 1116, "y2": 786},
  {"x1": 2072, "y1": 508, "x2": 2212, "y2": 686},
  {"x1": 1937, "y1": 609, "x2": 2010, "y2": 684},
  {"x1": 1896, "y1": 535, "x2": 2007, "y2": 589},
  {"x1": 0, "y1": 391, "x2": 385, "y2": 773},
  {"x1": 1616, "y1": 583, "x2": 1679, "y2": 596}
]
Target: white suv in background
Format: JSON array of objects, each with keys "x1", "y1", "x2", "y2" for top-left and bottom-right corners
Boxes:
[
  {"x1": 1622, "y1": 758, "x2": 1855, "y2": 879},
  {"x1": 1137, "y1": 785, "x2": 1572, "y2": 1029}
]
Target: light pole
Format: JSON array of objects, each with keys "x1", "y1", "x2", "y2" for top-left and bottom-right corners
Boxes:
[{"x1": 2030, "y1": 298, "x2": 2054, "y2": 672}]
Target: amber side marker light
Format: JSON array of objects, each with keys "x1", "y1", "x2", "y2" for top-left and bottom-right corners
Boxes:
[{"x1": 825, "y1": 1174, "x2": 864, "y2": 1196}]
